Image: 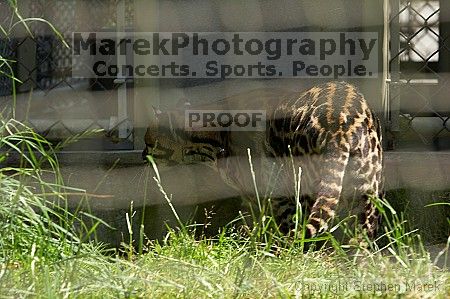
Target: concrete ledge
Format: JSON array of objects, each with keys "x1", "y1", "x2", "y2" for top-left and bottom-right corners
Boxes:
[
  {"x1": 5, "y1": 150, "x2": 450, "y2": 208},
  {"x1": 52, "y1": 149, "x2": 450, "y2": 188}
]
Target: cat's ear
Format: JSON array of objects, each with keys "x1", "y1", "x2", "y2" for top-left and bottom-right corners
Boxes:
[
  {"x1": 152, "y1": 105, "x2": 163, "y2": 119},
  {"x1": 177, "y1": 97, "x2": 191, "y2": 109}
]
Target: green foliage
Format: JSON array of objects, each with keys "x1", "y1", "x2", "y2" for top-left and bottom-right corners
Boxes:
[
  {"x1": 0, "y1": 118, "x2": 104, "y2": 264},
  {"x1": 0, "y1": 2, "x2": 103, "y2": 266}
]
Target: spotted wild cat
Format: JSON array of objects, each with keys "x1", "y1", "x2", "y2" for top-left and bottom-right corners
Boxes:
[{"x1": 143, "y1": 81, "x2": 383, "y2": 238}]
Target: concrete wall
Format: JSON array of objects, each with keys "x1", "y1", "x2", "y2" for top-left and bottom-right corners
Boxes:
[{"x1": 132, "y1": 0, "x2": 385, "y2": 149}]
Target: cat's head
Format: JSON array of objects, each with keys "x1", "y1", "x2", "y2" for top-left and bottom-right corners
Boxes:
[{"x1": 142, "y1": 103, "x2": 228, "y2": 167}]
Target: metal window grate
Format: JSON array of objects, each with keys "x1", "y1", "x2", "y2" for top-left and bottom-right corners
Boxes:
[
  {"x1": 0, "y1": 0, "x2": 135, "y2": 150},
  {"x1": 388, "y1": 0, "x2": 450, "y2": 151}
]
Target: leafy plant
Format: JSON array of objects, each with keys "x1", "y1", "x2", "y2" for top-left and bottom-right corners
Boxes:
[{"x1": 0, "y1": 0, "x2": 104, "y2": 266}]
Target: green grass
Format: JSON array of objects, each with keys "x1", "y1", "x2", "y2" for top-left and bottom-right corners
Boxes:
[
  {"x1": 0, "y1": 224, "x2": 448, "y2": 298},
  {"x1": 0, "y1": 139, "x2": 448, "y2": 298}
]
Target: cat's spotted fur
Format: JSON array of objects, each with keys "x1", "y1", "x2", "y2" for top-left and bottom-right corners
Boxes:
[{"x1": 143, "y1": 81, "x2": 383, "y2": 238}]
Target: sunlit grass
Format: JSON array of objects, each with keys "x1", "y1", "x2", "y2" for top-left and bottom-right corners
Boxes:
[{"x1": 0, "y1": 226, "x2": 448, "y2": 298}]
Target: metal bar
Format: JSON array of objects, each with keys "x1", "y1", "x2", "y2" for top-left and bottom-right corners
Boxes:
[
  {"x1": 383, "y1": 0, "x2": 390, "y2": 122},
  {"x1": 116, "y1": 0, "x2": 129, "y2": 139},
  {"x1": 390, "y1": 0, "x2": 401, "y2": 135},
  {"x1": 27, "y1": 119, "x2": 111, "y2": 132}
]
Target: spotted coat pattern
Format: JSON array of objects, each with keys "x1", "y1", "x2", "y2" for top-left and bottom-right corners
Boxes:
[{"x1": 143, "y1": 81, "x2": 383, "y2": 238}]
